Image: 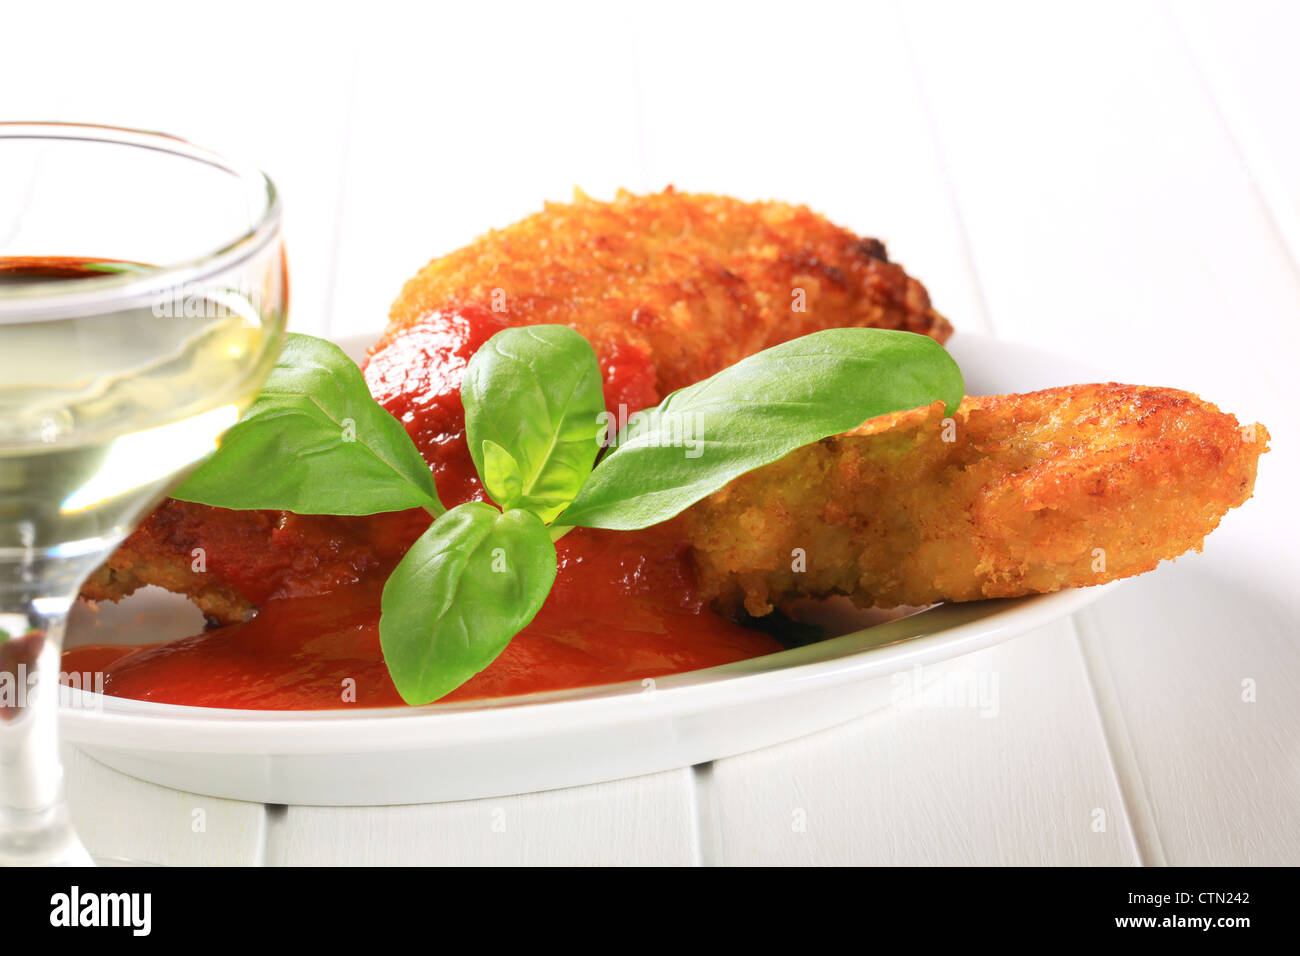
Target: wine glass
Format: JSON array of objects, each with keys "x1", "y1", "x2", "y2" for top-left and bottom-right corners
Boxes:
[{"x1": 0, "y1": 123, "x2": 287, "y2": 865}]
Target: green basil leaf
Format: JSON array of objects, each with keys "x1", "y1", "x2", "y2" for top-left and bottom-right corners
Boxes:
[
  {"x1": 557, "y1": 328, "x2": 963, "y2": 530},
  {"x1": 173, "y1": 333, "x2": 443, "y2": 515},
  {"x1": 380, "y1": 502, "x2": 557, "y2": 705},
  {"x1": 461, "y1": 325, "x2": 605, "y2": 523}
]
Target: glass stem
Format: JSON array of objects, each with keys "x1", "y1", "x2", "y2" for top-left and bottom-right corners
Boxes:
[{"x1": 0, "y1": 555, "x2": 93, "y2": 865}]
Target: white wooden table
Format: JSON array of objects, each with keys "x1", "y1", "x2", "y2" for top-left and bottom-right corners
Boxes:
[{"x1": 11, "y1": 0, "x2": 1298, "y2": 864}]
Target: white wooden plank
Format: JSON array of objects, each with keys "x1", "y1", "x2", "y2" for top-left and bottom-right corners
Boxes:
[
  {"x1": 900, "y1": 0, "x2": 1300, "y2": 401},
  {"x1": 62, "y1": 744, "x2": 267, "y2": 866},
  {"x1": 707, "y1": 620, "x2": 1139, "y2": 865},
  {"x1": 1170, "y1": 0, "x2": 1300, "y2": 269},
  {"x1": 902, "y1": 0, "x2": 1300, "y2": 864},
  {"x1": 267, "y1": 768, "x2": 698, "y2": 866},
  {"x1": 326, "y1": 2, "x2": 650, "y2": 339},
  {"x1": 1075, "y1": 561, "x2": 1300, "y2": 865}
]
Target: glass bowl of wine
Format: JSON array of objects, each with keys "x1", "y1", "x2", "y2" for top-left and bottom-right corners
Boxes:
[{"x1": 0, "y1": 122, "x2": 287, "y2": 865}]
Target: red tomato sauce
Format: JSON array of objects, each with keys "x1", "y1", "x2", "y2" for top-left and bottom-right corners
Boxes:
[
  {"x1": 63, "y1": 528, "x2": 781, "y2": 709},
  {"x1": 62, "y1": 305, "x2": 781, "y2": 709}
]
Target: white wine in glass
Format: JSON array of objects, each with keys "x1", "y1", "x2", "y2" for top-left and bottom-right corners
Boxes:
[{"x1": 0, "y1": 124, "x2": 287, "y2": 865}]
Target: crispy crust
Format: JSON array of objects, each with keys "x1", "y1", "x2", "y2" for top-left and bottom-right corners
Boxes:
[
  {"x1": 389, "y1": 187, "x2": 950, "y2": 399},
  {"x1": 80, "y1": 502, "x2": 428, "y2": 624},
  {"x1": 681, "y1": 384, "x2": 1270, "y2": 615},
  {"x1": 80, "y1": 548, "x2": 253, "y2": 625}
]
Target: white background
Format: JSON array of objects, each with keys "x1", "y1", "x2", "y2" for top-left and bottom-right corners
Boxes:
[{"x1": 4, "y1": 0, "x2": 1297, "y2": 864}]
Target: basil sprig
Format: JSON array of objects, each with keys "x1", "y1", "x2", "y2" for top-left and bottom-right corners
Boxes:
[
  {"x1": 174, "y1": 325, "x2": 963, "y2": 704},
  {"x1": 381, "y1": 325, "x2": 601, "y2": 704}
]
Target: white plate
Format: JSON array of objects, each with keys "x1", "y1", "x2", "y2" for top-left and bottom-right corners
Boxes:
[{"x1": 59, "y1": 330, "x2": 1115, "y2": 805}]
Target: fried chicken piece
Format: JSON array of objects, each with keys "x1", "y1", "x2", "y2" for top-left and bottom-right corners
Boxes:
[
  {"x1": 81, "y1": 505, "x2": 429, "y2": 624},
  {"x1": 681, "y1": 384, "x2": 1269, "y2": 616},
  {"x1": 389, "y1": 187, "x2": 950, "y2": 404}
]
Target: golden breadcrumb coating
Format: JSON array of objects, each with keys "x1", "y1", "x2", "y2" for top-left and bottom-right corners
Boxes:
[
  {"x1": 389, "y1": 187, "x2": 950, "y2": 399},
  {"x1": 681, "y1": 384, "x2": 1269, "y2": 616},
  {"x1": 79, "y1": 506, "x2": 428, "y2": 625},
  {"x1": 81, "y1": 545, "x2": 251, "y2": 625}
]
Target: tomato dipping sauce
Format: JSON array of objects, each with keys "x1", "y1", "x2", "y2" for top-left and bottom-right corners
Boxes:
[
  {"x1": 64, "y1": 528, "x2": 781, "y2": 709},
  {"x1": 63, "y1": 305, "x2": 782, "y2": 709}
]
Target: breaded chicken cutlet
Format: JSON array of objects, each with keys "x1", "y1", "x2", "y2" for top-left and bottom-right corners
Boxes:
[{"x1": 682, "y1": 384, "x2": 1269, "y2": 615}]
